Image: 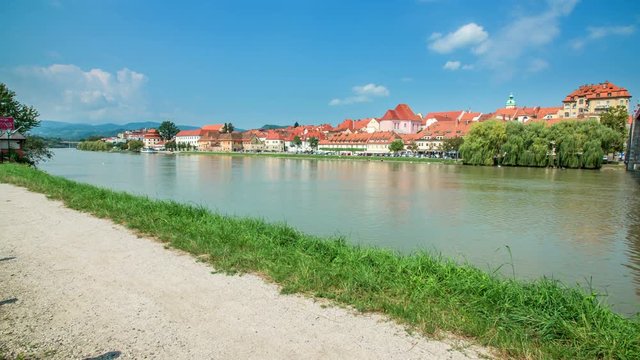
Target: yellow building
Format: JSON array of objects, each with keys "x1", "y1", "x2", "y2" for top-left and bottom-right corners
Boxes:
[{"x1": 562, "y1": 81, "x2": 631, "y2": 118}]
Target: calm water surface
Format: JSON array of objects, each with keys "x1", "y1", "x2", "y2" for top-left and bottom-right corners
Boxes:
[{"x1": 42, "y1": 149, "x2": 640, "y2": 316}]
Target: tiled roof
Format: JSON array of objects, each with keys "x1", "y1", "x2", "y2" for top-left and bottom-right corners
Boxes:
[
  {"x1": 336, "y1": 119, "x2": 354, "y2": 131},
  {"x1": 202, "y1": 124, "x2": 224, "y2": 131},
  {"x1": 423, "y1": 111, "x2": 464, "y2": 120},
  {"x1": 379, "y1": 104, "x2": 421, "y2": 121},
  {"x1": 176, "y1": 129, "x2": 202, "y2": 137},
  {"x1": 563, "y1": 81, "x2": 631, "y2": 102},
  {"x1": 265, "y1": 131, "x2": 284, "y2": 140},
  {"x1": 537, "y1": 107, "x2": 562, "y2": 118}
]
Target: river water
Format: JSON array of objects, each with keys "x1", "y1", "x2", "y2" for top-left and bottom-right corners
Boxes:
[{"x1": 42, "y1": 149, "x2": 640, "y2": 316}]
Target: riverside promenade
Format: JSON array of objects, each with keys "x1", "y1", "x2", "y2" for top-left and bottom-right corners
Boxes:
[{"x1": 0, "y1": 184, "x2": 487, "y2": 359}]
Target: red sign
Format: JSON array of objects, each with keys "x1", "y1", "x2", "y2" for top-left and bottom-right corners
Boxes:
[{"x1": 0, "y1": 117, "x2": 14, "y2": 131}]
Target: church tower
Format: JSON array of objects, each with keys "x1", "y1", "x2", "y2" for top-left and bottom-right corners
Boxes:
[{"x1": 505, "y1": 93, "x2": 516, "y2": 109}]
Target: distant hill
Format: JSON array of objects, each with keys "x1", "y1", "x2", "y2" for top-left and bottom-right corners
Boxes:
[
  {"x1": 32, "y1": 120, "x2": 199, "y2": 140},
  {"x1": 259, "y1": 124, "x2": 288, "y2": 130}
]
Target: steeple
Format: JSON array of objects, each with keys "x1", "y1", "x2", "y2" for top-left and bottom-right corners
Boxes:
[{"x1": 505, "y1": 93, "x2": 516, "y2": 109}]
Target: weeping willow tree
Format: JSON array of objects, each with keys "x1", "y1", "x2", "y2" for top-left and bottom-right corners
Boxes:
[
  {"x1": 459, "y1": 120, "x2": 507, "y2": 166},
  {"x1": 460, "y1": 119, "x2": 619, "y2": 169}
]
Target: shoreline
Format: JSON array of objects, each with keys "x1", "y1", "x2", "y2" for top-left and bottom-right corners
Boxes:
[
  {"x1": 179, "y1": 150, "x2": 462, "y2": 164},
  {"x1": 0, "y1": 182, "x2": 485, "y2": 359},
  {"x1": 1, "y1": 164, "x2": 638, "y2": 359}
]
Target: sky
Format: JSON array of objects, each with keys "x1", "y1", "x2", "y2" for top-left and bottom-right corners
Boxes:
[{"x1": 2, "y1": 0, "x2": 640, "y2": 129}]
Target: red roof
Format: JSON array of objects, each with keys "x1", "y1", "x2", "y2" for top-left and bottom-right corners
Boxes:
[
  {"x1": 176, "y1": 129, "x2": 202, "y2": 137},
  {"x1": 202, "y1": 124, "x2": 223, "y2": 131},
  {"x1": 336, "y1": 119, "x2": 354, "y2": 131},
  {"x1": 353, "y1": 118, "x2": 373, "y2": 130},
  {"x1": 423, "y1": 111, "x2": 464, "y2": 120},
  {"x1": 379, "y1": 104, "x2": 421, "y2": 121},
  {"x1": 265, "y1": 131, "x2": 283, "y2": 141},
  {"x1": 563, "y1": 81, "x2": 631, "y2": 102},
  {"x1": 537, "y1": 107, "x2": 562, "y2": 118},
  {"x1": 459, "y1": 112, "x2": 482, "y2": 122}
]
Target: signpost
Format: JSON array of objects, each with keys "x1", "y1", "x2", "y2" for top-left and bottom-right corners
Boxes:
[
  {"x1": 0, "y1": 117, "x2": 14, "y2": 130},
  {"x1": 0, "y1": 117, "x2": 15, "y2": 162}
]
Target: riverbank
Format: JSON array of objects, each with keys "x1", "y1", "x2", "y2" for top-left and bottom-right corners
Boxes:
[
  {"x1": 0, "y1": 182, "x2": 485, "y2": 359},
  {"x1": 181, "y1": 150, "x2": 462, "y2": 164},
  {"x1": 1, "y1": 164, "x2": 638, "y2": 359}
]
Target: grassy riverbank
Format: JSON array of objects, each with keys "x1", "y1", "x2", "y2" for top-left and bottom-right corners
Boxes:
[
  {"x1": 182, "y1": 151, "x2": 462, "y2": 164},
  {"x1": 1, "y1": 164, "x2": 638, "y2": 359}
]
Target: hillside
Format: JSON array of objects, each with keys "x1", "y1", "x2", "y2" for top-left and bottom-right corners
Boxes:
[{"x1": 31, "y1": 120, "x2": 199, "y2": 140}]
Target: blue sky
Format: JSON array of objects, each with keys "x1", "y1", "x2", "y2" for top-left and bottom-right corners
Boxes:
[{"x1": 2, "y1": 0, "x2": 639, "y2": 128}]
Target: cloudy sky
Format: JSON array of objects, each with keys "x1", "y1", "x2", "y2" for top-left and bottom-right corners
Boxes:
[{"x1": 2, "y1": 0, "x2": 639, "y2": 128}]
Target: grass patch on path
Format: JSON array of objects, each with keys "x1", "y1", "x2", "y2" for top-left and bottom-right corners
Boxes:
[{"x1": 1, "y1": 164, "x2": 638, "y2": 359}]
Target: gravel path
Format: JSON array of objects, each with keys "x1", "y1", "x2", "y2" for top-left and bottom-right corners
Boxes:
[{"x1": 0, "y1": 183, "x2": 489, "y2": 359}]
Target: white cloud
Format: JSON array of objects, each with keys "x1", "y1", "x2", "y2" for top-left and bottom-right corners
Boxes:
[
  {"x1": 527, "y1": 58, "x2": 549, "y2": 73},
  {"x1": 428, "y1": 0, "x2": 579, "y2": 80},
  {"x1": 443, "y1": 60, "x2": 474, "y2": 71},
  {"x1": 329, "y1": 83, "x2": 389, "y2": 106},
  {"x1": 428, "y1": 23, "x2": 489, "y2": 54},
  {"x1": 5, "y1": 64, "x2": 148, "y2": 122},
  {"x1": 443, "y1": 61, "x2": 461, "y2": 70},
  {"x1": 572, "y1": 25, "x2": 635, "y2": 49},
  {"x1": 352, "y1": 83, "x2": 389, "y2": 97}
]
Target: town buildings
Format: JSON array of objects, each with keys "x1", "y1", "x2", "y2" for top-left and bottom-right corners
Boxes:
[
  {"x1": 562, "y1": 81, "x2": 632, "y2": 118},
  {"x1": 378, "y1": 104, "x2": 422, "y2": 134},
  {"x1": 142, "y1": 129, "x2": 162, "y2": 148},
  {"x1": 98, "y1": 80, "x2": 633, "y2": 157},
  {"x1": 175, "y1": 129, "x2": 202, "y2": 149}
]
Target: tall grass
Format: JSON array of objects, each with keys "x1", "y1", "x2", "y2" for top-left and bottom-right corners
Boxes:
[{"x1": 1, "y1": 164, "x2": 638, "y2": 359}]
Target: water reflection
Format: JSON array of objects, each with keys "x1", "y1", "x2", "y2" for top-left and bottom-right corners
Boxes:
[{"x1": 41, "y1": 150, "x2": 640, "y2": 315}]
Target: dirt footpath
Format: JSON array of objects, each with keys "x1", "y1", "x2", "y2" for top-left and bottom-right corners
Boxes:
[{"x1": 0, "y1": 184, "x2": 488, "y2": 359}]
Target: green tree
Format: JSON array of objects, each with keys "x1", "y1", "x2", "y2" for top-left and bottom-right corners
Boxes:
[
  {"x1": 599, "y1": 105, "x2": 628, "y2": 151},
  {"x1": 389, "y1": 139, "x2": 404, "y2": 153},
  {"x1": 294, "y1": 121, "x2": 299, "y2": 128},
  {"x1": 0, "y1": 83, "x2": 52, "y2": 165},
  {"x1": 460, "y1": 120, "x2": 507, "y2": 165},
  {"x1": 0, "y1": 83, "x2": 40, "y2": 134},
  {"x1": 127, "y1": 140, "x2": 144, "y2": 152},
  {"x1": 292, "y1": 135, "x2": 302, "y2": 148},
  {"x1": 22, "y1": 136, "x2": 53, "y2": 165},
  {"x1": 221, "y1": 123, "x2": 235, "y2": 133},
  {"x1": 165, "y1": 140, "x2": 176, "y2": 151},
  {"x1": 158, "y1": 121, "x2": 180, "y2": 140},
  {"x1": 442, "y1": 137, "x2": 464, "y2": 158},
  {"x1": 77, "y1": 140, "x2": 111, "y2": 151},
  {"x1": 308, "y1": 137, "x2": 319, "y2": 150}
]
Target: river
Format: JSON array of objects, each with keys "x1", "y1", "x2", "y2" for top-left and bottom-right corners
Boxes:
[{"x1": 41, "y1": 149, "x2": 640, "y2": 316}]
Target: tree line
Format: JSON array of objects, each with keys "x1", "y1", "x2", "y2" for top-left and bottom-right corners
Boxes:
[{"x1": 459, "y1": 107, "x2": 627, "y2": 169}]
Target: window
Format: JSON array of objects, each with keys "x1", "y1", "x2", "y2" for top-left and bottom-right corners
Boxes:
[{"x1": 579, "y1": 99, "x2": 584, "y2": 104}]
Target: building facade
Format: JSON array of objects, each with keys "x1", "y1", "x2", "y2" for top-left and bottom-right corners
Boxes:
[
  {"x1": 175, "y1": 129, "x2": 202, "y2": 149},
  {"x1": 562, "y1": 81, "x2": 632, "y2": 118},
  {"x1": 378, "y1": 104, "x2": 422, "y2": 134}
]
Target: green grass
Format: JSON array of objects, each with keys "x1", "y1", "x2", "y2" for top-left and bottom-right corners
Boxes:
[
  {"x1": 182, "y1": 151, "x2": 462, "y2": 164},
  {"x1": 1, "y1": 163, "x2": 638, "y2": 359}
]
